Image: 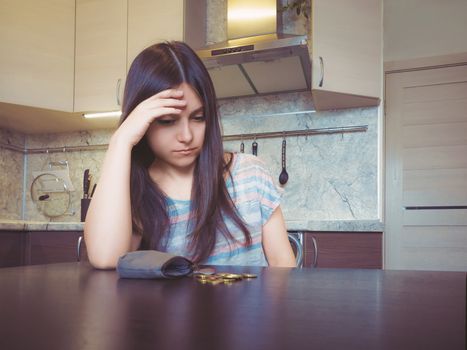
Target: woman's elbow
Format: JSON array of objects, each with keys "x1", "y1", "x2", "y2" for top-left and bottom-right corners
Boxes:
[{"x1": 87, "y1": 253, "x2": 118, "y2": 270}]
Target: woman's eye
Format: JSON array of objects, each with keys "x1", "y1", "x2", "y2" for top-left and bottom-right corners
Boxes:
[
  {"x1": 156, "y1": 119, "x2": 175, "y2": 125},
  {"x1": 192, "y1": 115, "x2": 206, "y2": 122}
]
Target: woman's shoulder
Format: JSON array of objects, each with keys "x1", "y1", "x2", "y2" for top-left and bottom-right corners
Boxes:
[
  {"x1": 227, "y1": 152, "x2": 270, "y2": 178},
  {"x1": 231, "y1": 152, "x2": 267, "y2": 165}
]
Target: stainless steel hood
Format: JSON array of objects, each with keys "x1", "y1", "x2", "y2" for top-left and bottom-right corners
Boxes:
[{"x1": 195, "y1": 0, "x2": 311, "y2": 99}]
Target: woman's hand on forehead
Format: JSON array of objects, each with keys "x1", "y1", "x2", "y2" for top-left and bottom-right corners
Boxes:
[{"x1": 114, "y1": 88, "x2": 188, "y2": 147}]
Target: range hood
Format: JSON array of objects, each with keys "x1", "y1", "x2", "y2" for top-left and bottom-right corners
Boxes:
[{"x1": 196, "y1": 0, "x2": 311, "y2": 99}]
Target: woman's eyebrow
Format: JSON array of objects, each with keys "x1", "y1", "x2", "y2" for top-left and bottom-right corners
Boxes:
[{"x1": 190, "y1": 106, "x2": 204, "y2": 116}]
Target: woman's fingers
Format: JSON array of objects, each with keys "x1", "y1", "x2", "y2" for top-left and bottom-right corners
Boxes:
[
  {"x1": 152, "y1": 88, "x2": 184, "y2": 100},
  {"x1": 115, "y1": 89, "x2": 189, "y2": 147},
  {"x1": 149, "y1": 97, "x2": 187, "y2": 110}
]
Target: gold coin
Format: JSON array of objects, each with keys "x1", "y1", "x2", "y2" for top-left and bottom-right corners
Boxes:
[
  {"x1": 207, "y1": 280, "x2": 222, "y2": 285},
  {"x1": 194, "y1": 274, "x2": 208, "y2": 279},
  {"x1": 222, "y1": 273, "x2": 243, "y2": 280},
  {"x1": 242, "y1": 273, "x2": 257, "y2": 279}
]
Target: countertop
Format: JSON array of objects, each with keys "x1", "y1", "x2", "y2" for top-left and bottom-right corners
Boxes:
[
  {"x1": 0, "y1": 219, "x2": 85, "y2": 231},
  {"x1": 0, "y1": 219, "x2": 383, "y2": 232}
]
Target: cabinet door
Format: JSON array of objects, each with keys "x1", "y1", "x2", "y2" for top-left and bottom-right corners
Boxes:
[
  {"x1": 0, "y1": 232, "x2": 25, "y2": 268},
  {"x1": 0, "y1": 0, "x2": 74, "y2": 111},
  {"x1": 304, "y1": 232, "x2": 382, "y2": 268},
  {"x1": 75, "y1": 0, "x2": 127, "y2": 113},
  {"x1": 311, "y1": 0, "x2": 382, "y2": 110},
  {"x1": 27, "y1": 231, "x2": 84, "y2": 265},
  {"x1": 127, "y1": 0, "x2": 185, "y2": 67}
]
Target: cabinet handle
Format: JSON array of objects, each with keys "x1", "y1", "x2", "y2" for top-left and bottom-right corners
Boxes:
[
  {"x1": 318, "y1": 56, "x2": 324, "y2": 87},
  {"x1": 311, "y1": 236, "x2": 318, "y2": 267},
  {"x1": 116, "y1": 78, "x2": 122, "y2": 106},
  {"x1": 77, "y1": 236, "x2": 83, "y2": 262}
]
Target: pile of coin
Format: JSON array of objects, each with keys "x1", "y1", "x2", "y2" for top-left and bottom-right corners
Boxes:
[{"x1": 193, "y1": 272, "x2": 258, "y2": 285}]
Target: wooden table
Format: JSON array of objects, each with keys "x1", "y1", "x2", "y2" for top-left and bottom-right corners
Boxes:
[{"x1": 0, "y1": 263, "x2": 465, "y2": 350}]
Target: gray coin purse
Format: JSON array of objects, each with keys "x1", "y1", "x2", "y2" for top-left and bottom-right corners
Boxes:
[{"x1": 117, "y1": 250, "x2": 195, "y2": 279}]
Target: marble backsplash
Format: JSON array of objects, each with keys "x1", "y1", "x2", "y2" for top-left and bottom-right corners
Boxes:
[
  {"x1": 0, "y1": 91, "x2": 380, "y2": 222},
  {"x1": 220, "y1": 93, "x2": 379, "y2": 221},
  {"x1": 0, "y1": 128, "x2": 25, "y2": 220}
]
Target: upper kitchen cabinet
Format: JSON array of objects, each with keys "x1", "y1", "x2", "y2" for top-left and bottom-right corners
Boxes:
[
  {"x1": 75, "y1": 0, "x2": 189, "y2": 114},
  {"x1": 0, "y1": 0, "x2": 75, "y2": 111},
  {"x1": 74, "y1": 0, "x2": 127, "y2": 113},
  {"x1": 127, "y1": 0, "x2": 186, "y2": 67},
  {"x1": 311, "y1": 0, "x2": 382, "y2": 110}
]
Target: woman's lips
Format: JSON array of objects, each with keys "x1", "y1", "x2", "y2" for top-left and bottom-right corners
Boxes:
[{"x1": 174, "y1": 147, "x2": 197, "y2": 155}]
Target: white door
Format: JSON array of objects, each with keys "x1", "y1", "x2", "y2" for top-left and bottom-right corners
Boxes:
[{"x1": 385, "y1": 64, "x2": 467, "y2": 271}]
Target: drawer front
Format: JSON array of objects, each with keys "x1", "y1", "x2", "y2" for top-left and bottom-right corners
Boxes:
[
  {"x1": 27, "y1": 231, "x2": 84, "y2": 265},
  {"x1": 304, "y1": 232, "x2": 382, "y2": 269}
]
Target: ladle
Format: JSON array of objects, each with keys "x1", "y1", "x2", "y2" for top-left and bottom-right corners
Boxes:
[
  {"x1": 279, "y1": 137, "x2": 289, "y2": 185},
  {"x1": 252, "y1": 139, "x2": 258, "y2": 156}
]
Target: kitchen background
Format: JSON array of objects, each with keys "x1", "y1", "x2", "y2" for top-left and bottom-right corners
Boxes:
[
  {"x1": 0, "y1": 0, "x2": 380, "y2": 225},
  {"x1": 1, "y1": 0, "x2": 466, "y2": 271}
]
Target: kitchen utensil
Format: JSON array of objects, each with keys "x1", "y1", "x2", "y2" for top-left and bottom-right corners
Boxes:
[
  {"x1": 90, "y1": 183, "x2": 97, "y2": 198},
  {"x1": 31, "y1": 173, "x2": 71, "y2": 218},
  {"x1": 252, "y1": 139, "x2": 258, "y2": 156},
  {"x1": 83, "y1": 169, "x2": 90, "y2": 198},
  {"x1": 279, "y1": 137, "x2": 289, "y2": 185}
]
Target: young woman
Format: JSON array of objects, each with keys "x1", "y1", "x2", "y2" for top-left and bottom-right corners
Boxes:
[{"x1": 84, "y1": 41, "x2": 296, "y2": 269}]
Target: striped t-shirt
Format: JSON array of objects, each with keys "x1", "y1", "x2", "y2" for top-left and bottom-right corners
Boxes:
[{"x1": 161, "y1": 153, "x2": 283, "y2": 266}]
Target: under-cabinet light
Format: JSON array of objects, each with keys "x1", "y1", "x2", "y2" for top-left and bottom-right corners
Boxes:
[{"x1": 83, "y1": 111, "x2": 122, "y2": 119}]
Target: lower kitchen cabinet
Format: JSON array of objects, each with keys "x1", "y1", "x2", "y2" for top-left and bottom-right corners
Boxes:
[
  {"x1": 0, "y1": 232, "x2": 26, "y2": 267},
  {"x1": 26, "y1": 231, "x2": 86, "y2": 265},
  {"x1": 304, "y1": 232, "x2": 382, "y2": 269},
  {"x1": 0, "y1": 230, "x2": 86, "y2": 267}
]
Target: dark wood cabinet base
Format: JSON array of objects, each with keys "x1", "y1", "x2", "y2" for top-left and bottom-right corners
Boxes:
[
  {"x1": 304, "y1": 232, "x2": 382, "y2": 268},
  {"x1": 1, "y1": 230, "x2": 86, "y2": 267}
]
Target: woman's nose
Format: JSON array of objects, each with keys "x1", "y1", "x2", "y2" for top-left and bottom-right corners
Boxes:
[{"x1": 176, "y1": 120, "x2": 193, "y2": 143}]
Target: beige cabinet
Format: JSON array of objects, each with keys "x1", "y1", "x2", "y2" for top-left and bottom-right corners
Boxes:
[
  {"x1": 0, "y1": 0, "x2": 186, "y2": 117},
  {"x1": 127, "y1": 0, "x2": 185, "y2": 67},
  {"x1": 311, "y1": 0, "x2": 382, "y2": 110},
  {"x1": 74, "y1": 0, "x2": 127, "y2": 113},
  {"x1": 75, "y1": 0, "x2": 185, "y2": 114},
  {"x1": 0, "y1": 0, "x2": 75, "y2": 111}
]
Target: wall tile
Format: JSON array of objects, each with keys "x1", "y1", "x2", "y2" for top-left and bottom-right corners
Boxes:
[{"x1": 0, "y1": 128, "x2": 26, "y2": 220}]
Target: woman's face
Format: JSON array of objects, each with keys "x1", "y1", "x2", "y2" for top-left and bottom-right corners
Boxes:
[{"x1": 146, "y1": 82, "x2": 206, "y2": 172}]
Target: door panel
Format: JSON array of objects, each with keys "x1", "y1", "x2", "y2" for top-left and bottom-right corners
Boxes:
[{"x1": 385, "y1": 64, "x2": 467, "y2": 271}]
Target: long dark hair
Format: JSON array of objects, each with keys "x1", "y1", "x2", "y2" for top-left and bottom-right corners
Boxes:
[{"x1": 120, "y1": 41, "x2": 251, "y2": 263}]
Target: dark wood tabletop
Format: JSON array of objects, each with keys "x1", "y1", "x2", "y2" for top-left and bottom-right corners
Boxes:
[{"x1": 0, "y1": 263, "x2": 465, "y2": 350}]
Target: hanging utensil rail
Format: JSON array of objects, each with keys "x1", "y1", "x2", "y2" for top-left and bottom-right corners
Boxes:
[
  {"x1": 0, "y1": 125, "x2": 368, "y2": 154},
  {"x1": 222, "y1": 125, "x2": 368, "y2": 141}
]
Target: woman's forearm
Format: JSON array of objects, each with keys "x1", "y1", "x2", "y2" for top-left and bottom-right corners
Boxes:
[{"x1": 84, "y1": 134, "x2": 134, "y2": 269}]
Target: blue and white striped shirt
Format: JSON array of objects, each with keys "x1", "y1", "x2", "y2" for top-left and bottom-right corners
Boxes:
[{"x1": 161, "y1": 153, "x2": 282, "y2": 266}]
